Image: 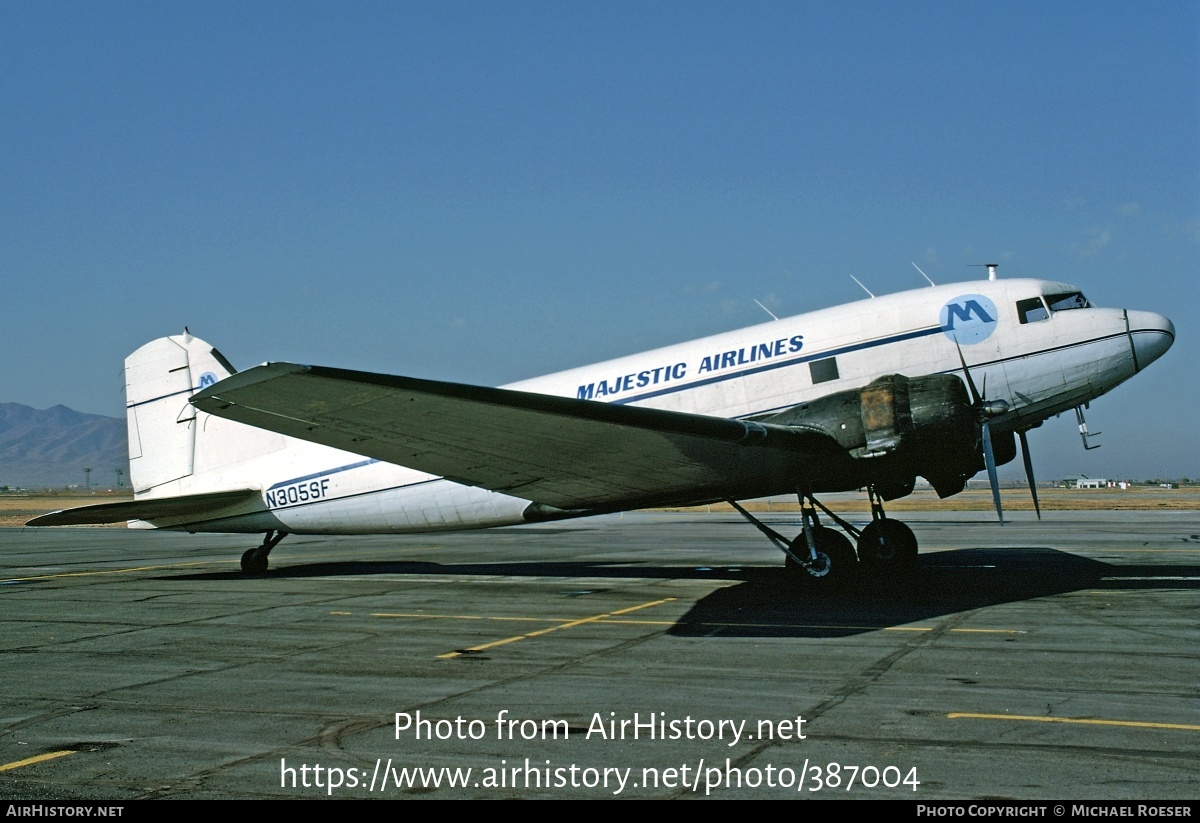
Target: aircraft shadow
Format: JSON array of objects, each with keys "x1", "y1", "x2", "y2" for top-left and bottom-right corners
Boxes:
[
  {"x1": 669, "y1": 548, "x2": 1200, "y2": 638},
  {"x1": 168, "y1": 558, "x2": 774, "y2": 584},
  {"x1": 166, "y1": 546, "x2": 1198, "y2": 638},
  {"x1": 169, "y1": 547, "x2": 1200, "y2": 643}
]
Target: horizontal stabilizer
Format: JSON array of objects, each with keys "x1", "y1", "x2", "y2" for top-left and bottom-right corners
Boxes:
[{"x1": 27, "y1": 489, "x2": 261, "y2": 527}]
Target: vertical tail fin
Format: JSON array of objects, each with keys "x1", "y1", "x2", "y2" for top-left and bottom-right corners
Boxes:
[{"x1": 126, "y1": 332, "x2": 283, "y2": 494}]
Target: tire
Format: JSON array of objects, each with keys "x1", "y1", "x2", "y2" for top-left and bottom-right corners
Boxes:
[
  {"x1": 241, "y1": 548, "x2": 268, "y2": 575},
  {"x1": 856, "y1": 519, "x2": 918, "y2": 569},
  {"x1": 785, "y1": 526, "x2": 858, "y2": 584}
]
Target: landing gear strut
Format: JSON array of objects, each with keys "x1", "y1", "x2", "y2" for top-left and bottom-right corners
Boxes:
[
  {"x1": 241, "y1": 530, "x2": 287, "y2": 575},
  {"x1": 728, "y1": 494, "x2": 858, "y2": 584},
  {"x1": 856, "y1": 487, "x2": 917, "y2": 569},
  {"x1": 729, "y1": 484, "x2": 920, "y2": 585}
]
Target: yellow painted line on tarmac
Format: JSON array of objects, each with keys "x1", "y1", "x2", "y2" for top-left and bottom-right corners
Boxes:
[
  {"x1": 1, "y1": 551, "x2": 350, "y2": 584},
  {"x1": 0, "y1": 750, "x2": 76, "y2": 773},
  {"x1": 592, "y1": 621, "x2": 1021, "y2": 634},
  {"x1": 373, "y1": 613, "x2": 546, "y2": 623},
  {"x1": 366, "y1": 611, "x2": 1021, "y2": 634},
  {"x1": 883, "y1": 633, "x2": 1022, "y2": 638},
  {"x1": 1, "y1": 560, "x2": 219, "y2": 583},
  {"x1": 435, "y1": 597, "x2": 677, "y2": 659},
  {"x1": 949, "y1": 712, "x2": 1200, "y2": 732}
]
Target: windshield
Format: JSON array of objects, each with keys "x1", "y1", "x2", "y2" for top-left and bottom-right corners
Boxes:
[{"x1": 1046, "y1": 292, "x2": 1090, "y2": 312}]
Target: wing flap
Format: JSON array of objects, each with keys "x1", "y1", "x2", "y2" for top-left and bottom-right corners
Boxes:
[
  {"x1": 27, "y1": 489, "x2": 261, "y2": 527},
  {"x1": 191, "y1": 364, "x2": 845, "y2": 509}
]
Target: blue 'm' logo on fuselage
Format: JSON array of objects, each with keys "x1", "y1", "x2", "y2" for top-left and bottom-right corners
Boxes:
[
  {"x1": 198, "y1": 372, "x2": 219, "y2": 388},
  {"x1": 941, "y1": 294, "x2": 998, "y2": 344}
]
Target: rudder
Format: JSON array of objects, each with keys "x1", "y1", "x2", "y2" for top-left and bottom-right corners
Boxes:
[{"x1": 126, "y1": 331, "x2": 282, "y2": 494}]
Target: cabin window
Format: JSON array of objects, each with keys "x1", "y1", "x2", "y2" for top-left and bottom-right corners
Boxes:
[
  {"x1": 810, "y1": 357, "x2": 839, "y2": 384},
  {"x1": 1046, "y1": 292, "x2": 1090, "y2": 312},
  {"x1": 1017, "y1": 297, "x2": 1049, "y2": 324}
]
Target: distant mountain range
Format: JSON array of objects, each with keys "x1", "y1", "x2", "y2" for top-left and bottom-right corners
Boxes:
[{"x1": 0, "y1": 403, "x2": 128, "y2": 488}]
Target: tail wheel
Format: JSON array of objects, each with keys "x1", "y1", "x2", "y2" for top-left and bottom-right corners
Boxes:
[
  {"x1": 857, "y1": 519, "x2": 918, "y2": 568},
  {"x1": 241, "y1": 548, "x2": 268, "y2": 575}
]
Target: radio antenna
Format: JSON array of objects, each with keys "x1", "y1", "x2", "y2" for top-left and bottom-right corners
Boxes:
[
  {"x1": 911, "y1": 262, "x2": 936, "y2": 286},
  {"x1": 850, "y1": 275, "x2": 875, "y2": 298},
  {"x1": 753, "y1": 299, "x2": 779, "y2": 321}
]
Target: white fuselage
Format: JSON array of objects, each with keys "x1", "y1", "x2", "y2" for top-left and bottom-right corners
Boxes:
[{"x1": 149, "y1": 278, "x2": 1174, "y2": 535}]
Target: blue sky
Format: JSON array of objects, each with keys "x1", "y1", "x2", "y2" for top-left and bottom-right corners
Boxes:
[{"x1": 2, "y1": 1, "x2": 1196, "y2": 480}]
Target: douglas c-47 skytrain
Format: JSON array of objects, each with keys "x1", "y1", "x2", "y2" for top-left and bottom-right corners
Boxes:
[{"x1": 31, "y1": 269, "x2": 1175, "y2": 583}]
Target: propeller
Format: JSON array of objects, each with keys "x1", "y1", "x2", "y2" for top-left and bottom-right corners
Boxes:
[
  {"x1": 951, "y1": 338, "x2": 1010, "y2": 524},
  {"x1": 1018, "y1": 430, "x2": 1041, "y2": 520}
]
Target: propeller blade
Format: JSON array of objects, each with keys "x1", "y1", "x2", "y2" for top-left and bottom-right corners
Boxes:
[
  {"x1": 952, "y1": 336, "x2": 983, "y2": 404},
  {"x1": 956, "y1": 335, "x2": 1005, "y2": 524},
  {"x1": 1019, "y1": 430, "x2": 1041, "y2": 520},
  {"x1": 981, "y1": 420, "x2": 1004, "y2": 525}
]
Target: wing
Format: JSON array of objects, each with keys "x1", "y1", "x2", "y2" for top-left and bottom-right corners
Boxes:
[{"x1": 190, "y1": 364, "x2": 847, "y2": 511}]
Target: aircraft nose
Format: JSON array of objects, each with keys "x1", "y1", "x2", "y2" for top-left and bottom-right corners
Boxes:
[{"x1": 1126, "y1": 310, "x2": 1175, "y2": 371}]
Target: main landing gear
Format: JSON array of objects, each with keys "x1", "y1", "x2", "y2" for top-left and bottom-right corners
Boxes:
[
  {"x1": 241, "y1": 530, "x2": 287, "y2": 575},
  {"x1": 856, "y1": 486, "x2": 918, "y2": 570},
  {"x1": 728, "y1": 486, "x2": 918, "y2": 586}
]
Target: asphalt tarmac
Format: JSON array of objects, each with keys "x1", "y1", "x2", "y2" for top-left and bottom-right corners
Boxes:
[{"x1": 0, "y1": 511, "x2": 1197, "y2": 800}]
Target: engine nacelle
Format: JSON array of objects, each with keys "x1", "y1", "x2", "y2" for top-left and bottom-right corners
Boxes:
[
  {"x1": 760, "y1": 374, "x2": 1013, "y2": 499},
  {"x1": 761, "y1": 373, "x2": 973, "y2": 455}
]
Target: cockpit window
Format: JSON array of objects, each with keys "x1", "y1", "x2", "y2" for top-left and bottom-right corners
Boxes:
[
  {"x1": 1017, "y1": 297, "x2": 1049, "y2": 324},
  {"x1": 1046, "y1": 292, "x2": 1090, "y2": 312}
]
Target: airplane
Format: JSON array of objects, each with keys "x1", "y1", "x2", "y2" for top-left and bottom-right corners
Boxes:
[{"x1": 29, "y1": 269, "x2": 1175, "y2": 584}]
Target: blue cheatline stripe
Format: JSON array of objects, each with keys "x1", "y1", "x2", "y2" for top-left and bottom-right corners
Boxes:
[
  {"x1": 267, "y1": 459, "x2": 379, "y2": 491},
  {"x1": 185, "y1": 477, "x2": 449, "y2": 527},
  {"x1": 731, "y1": 330, "x2": 1133, "y2": 420},
  {"x1": 176, "y1": 328, "x2": 1140, "y2": 526},
  {"x1": 609, "y1": 324, "x2": 946, "y2": 406},
  {"x1": 133, "y1": 326, "x2": 1143, "y2": 517}
]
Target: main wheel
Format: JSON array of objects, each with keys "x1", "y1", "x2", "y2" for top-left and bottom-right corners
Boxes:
[
  {"x1": 785, "y1": 526, "x2": 858, "y2": 584},
  {"x1": 241, "y1": 548, "x2": 269, "y2": 575},
  {"x1": 856, "y1": 519, "x2": 918, "y2": 569}
]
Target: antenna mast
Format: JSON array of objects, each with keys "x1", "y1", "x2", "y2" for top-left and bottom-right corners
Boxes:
[
  {"x1": 911, "y1": 262, "x2": 936, "y2": 286},
  {"x1": 849, "y1": 275, "x2": 875, "y2": 298},
  {"x1": 753, "y1": 299, "x2": 779, "y2": 321}
]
